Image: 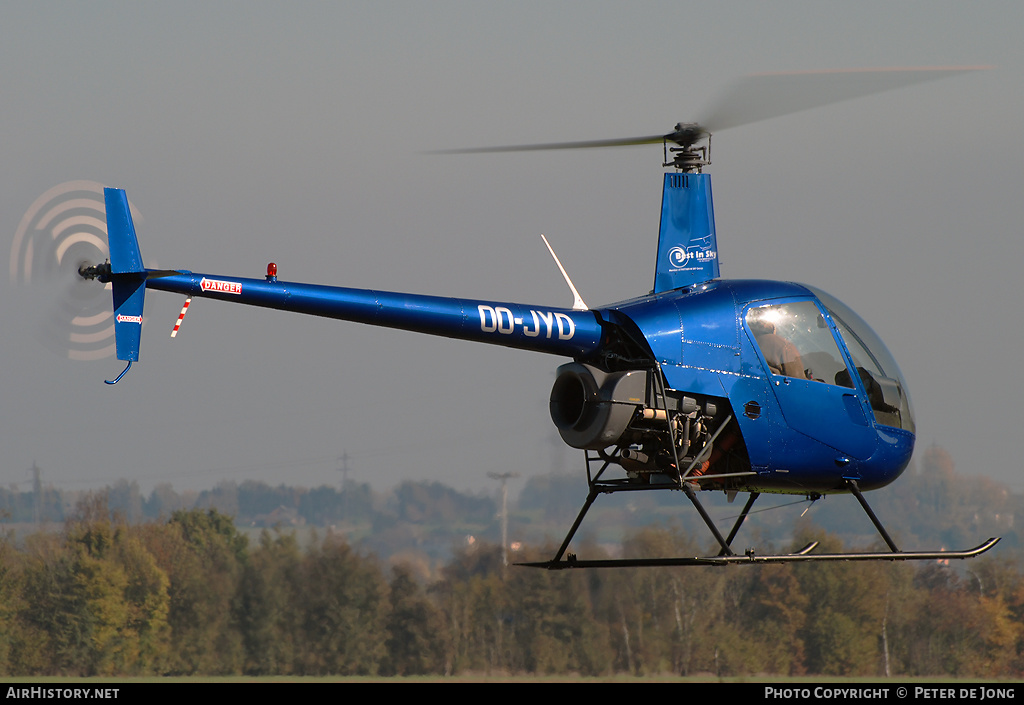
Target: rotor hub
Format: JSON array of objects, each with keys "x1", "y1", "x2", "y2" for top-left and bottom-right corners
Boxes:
[
  {"x1": 78, "y1": 260, "x2": 111, "y2": 283},
  {"x1": 663, "y1": 123, "x2": 711, "y2": 172}
]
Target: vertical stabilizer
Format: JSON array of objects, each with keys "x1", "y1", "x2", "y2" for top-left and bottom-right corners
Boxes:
[
  {"x1": 104, "y1": 188, "x2": 146, "y2": 362},
  {"x1": 105, "y1": 188, "x2": 143, "y2": 274},
  {"x1": 653, "y1": 173, "x2": 719, "y2": 292}
]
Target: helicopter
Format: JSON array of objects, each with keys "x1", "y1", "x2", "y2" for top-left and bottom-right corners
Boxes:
[{"x1": 79, "y1": 67, "x2": 999, "y2": 568}]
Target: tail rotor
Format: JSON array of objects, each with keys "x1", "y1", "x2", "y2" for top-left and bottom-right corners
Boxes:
[{"x1": 10, "y1": 181, "x2": 119, "y2": 360}]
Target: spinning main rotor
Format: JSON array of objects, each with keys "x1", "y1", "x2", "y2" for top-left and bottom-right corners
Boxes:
[{"x1": 437, "y1": 66, "x2": 989, "y2": 170}]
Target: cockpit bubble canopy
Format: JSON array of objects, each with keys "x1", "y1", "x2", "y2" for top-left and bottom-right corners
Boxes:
[
  {"x1": 744, "y1": 287, "x2": 914, "y2": 434},
  {"x1": 806, "y1": 285, "x2": 915, "y2": 434}
]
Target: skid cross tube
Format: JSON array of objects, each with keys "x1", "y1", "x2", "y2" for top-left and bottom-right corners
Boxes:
[
  {"x1": 531, "y1": 451, "x2": 745, "y2": 568},
  {"x1": 683, "y1": 482, "x2": 733, "y2": 556},
  {"x1": 719, "y1": 491, "x2": 760, "y2": 556},
  {"x1": 549, "y1": 488, "x2": 601, "y2": 565},
  {"x1": 846, "y1": 478, "x2": 900, "y2": 552}
]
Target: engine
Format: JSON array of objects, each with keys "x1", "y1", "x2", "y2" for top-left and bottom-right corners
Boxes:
[{"x1": 548, "y1": 362, "x2": 723, "y2": 480}]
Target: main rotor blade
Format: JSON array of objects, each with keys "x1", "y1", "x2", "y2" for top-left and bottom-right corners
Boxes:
[
  {"x1": 431, "y1": 134, "x2": 667, "y2": 154},
  {"x1": 699, "y1": 65, "x2": 993, "y2": 133},
  {"x1": 435, "y1": 66, "x2": 990, "y2": 155}
]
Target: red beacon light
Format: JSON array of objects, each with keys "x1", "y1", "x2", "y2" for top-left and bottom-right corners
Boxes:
[{"x1": 266, "y1": 262, "x2": 278, "y2": 282}]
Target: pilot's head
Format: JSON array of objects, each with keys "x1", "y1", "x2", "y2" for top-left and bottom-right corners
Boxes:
[{"x1": 748, "y1": 316, "x2": 775, "y2": 337}]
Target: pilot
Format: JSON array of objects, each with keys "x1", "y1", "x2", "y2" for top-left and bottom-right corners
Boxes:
[{"x1": 748, "y1": 316, "x2": 808, "y2": 379}]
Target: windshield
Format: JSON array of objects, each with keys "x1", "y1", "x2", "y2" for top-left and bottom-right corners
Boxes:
[{"x1": 746, "y1": 300, "x2": 851, "y2": 386}]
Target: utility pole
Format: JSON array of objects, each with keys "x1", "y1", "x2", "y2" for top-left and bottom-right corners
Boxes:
[
  {"x1": 31, "y1": 462, "x2": 42, "y2": 525},
  {"x1": 337, "y1": 451, "x2": 352, "y2": 487},
  {"x1": 487, "y1": 471, "x2": 519, "y2": 567},
  {"x1": 337, "y1": 452, "x2": 352, "y2": 519}
]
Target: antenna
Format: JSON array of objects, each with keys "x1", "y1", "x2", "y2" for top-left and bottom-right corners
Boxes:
[{"x1": 540, "y1": 234, "x2": 588, "y2": 311}]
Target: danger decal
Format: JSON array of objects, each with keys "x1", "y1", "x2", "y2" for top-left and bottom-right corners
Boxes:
[{"x1": 200, "y1": 277, "x2": 242, "y2": 295}]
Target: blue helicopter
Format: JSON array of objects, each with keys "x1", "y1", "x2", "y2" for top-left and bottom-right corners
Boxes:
[{"x1": 81, "y1": 68, "x2": 998, "y2": 568}]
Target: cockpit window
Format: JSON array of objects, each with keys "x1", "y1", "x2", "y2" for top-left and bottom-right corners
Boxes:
[
  {"x1": 804, "y1": 285, "x2": 916, "y2": 434},
  {"x1": 746, "y1": 301, "x2": 852, "y2": 387}
]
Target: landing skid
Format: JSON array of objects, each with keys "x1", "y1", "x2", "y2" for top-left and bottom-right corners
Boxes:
[
  {"x1": 519, "y1": 538, "x2": 1001, "y2": 570},
  {"x1": 518, "y1": 451, "x2": 1001, "y2": 569}
]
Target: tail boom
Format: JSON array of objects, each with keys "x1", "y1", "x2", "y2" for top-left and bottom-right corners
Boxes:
[
  {"x1": 144, "y1": 271, "x2": 606, "y2": 358},
  {"x1": 101, "y1": 186, "x2": 606, "y2": 372}
]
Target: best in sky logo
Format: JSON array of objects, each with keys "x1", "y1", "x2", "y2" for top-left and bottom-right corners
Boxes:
[{"x1": 668, "y1": 242, "x2": 717, "y2": 270}]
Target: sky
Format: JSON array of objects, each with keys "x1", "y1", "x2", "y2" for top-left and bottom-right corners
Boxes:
[{"x1": 1, "y1": 1, "x2": 1022, "y2": 503}]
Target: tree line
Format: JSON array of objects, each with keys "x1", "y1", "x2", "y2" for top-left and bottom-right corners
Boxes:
[{"x1": 0, "y1": 498, "x2": 1020, "y2": 678}]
